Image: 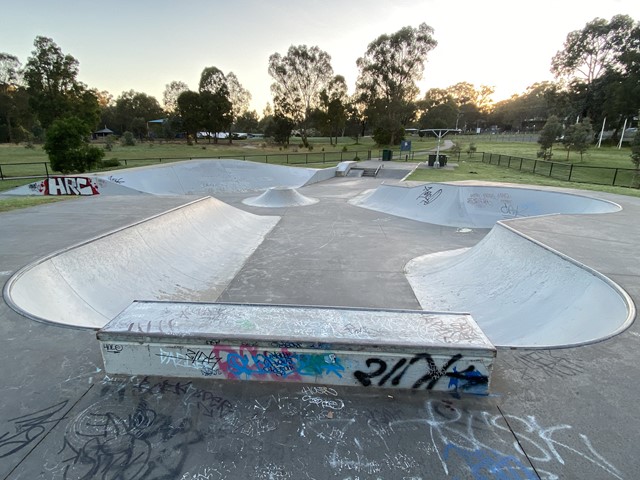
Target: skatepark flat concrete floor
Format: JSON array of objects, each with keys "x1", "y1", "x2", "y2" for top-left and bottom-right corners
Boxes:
[{"x1": 1, "y1": 171, "x2": 640, "y2": 479}]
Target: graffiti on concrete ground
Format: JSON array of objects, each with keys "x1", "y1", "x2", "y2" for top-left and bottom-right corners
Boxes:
[
  {"x1": 16, "y1": 377, "x2": 622, "y2": 480},
  {"x1": 391, "y1": 399, "x2": 623, "y2": 480},
  {"x1": 0, "y1": 400, "x2": 68, "y2": 459}
]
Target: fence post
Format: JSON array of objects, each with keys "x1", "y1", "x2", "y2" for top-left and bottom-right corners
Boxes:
[
  {"x1": 0, "y1": 164, "x2": 3, "y2": 180},
  {"x1": 549, "y1": 163, "x2": 554, "y2": 177},
  {"x1": 45, "y1": 163, "x2": 50, "y2": 178},
  {"x1": 323, "y1": 152, "x2": 326, "y2": 163},
  {"x1": 305, "y1": 153, "x2": 308, "y2": 164},
  {"x1": 612, "y1": 168, "x2": 619, "y2": 186},
  {"x1": 533, "y1": 160, "x2": 537, "y2": 173},
  {"x1": 568, "y1": 164, "x2": 573, "y2": 181},
  {"x1": 286, "y1": 154, "x2": 289, "y2": 164}
]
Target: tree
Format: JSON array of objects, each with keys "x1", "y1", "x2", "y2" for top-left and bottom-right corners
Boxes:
[
  {"x1": 226, "y1": 72, "x2": 251, "y2": 142},
  {"x1": 199, "y1": 67, "x2": 227, "y2": 95},
  {"x1": 0, "y1": 53, "x2": 22, "y2": 92},
  {"x1": 562, "y1": 118, "x2": 594, "y2": 161},
  {"x1": 200, "y1": 91, "x2": 232, "y2": 143},
  {"x1": 177, "y1": 90, "x2": 204, "y2": 142},
  {"x1": 537, "y1": 115, "x2": 563, "y2": 159},
  {"x1": 24, "y1": 36, "x2": 98, "y2": 129},
  {"x1": 0, "y1": 53, "x2": 25, "y2": 143},
  {"x1": 552, "y1": 15, "x2": 637, "y2": 85},
  {"x1": 197, "y1": 67, "x2": 232, "y2": 143},
  {"x1": 162, "y1": 81, "x2": 189, "y2": 112},
  {"x1": 419, "y1": 102, "x2": 458, "y2": 130},
  {"x1": 235, "y1": 110, "x2": 259, "y2": 133},
  {"x1": 356, "y1": 23, "x2": 437, "y2": 145},
  {"x1": 268, "y1": 45, "x2": 334, "y2": 147},
  {"x1": 264, "y1": 113, "x2": 294, "y2": 146},
  {"x1": 114, "y1": 90, "x2": 163, "y2": 138},
  {"x1": 445, "y1": 82, "x2": 495, "y2": 115},
  {"x1": 319, "y1": 75, "x2": 349, "y2": 145},
  {"x1": 44, "y1": 116, "x2": 104, "y2": 173},
  {"x1": 488, "y1": 82, "x2": 568, "y2": 132},
  {"x1": 420, "y1": 88, "x2": 454, "y2": 111}
]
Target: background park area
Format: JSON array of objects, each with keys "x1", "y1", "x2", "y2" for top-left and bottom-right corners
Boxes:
[{"x1": 1, "y1": 131, "x2": 640, "y2": 213}]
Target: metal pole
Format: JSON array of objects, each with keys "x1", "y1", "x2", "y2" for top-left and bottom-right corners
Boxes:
[
  {"x1": 597, "y1": 117, "x2": 606, "y2": 148},
  {"x1": 618, "y1": 119, "x2": 628, "y2": 149}
]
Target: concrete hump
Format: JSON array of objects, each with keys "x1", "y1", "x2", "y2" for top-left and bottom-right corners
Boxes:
[
  {"x1": 242, "y1": 187, "x2": 319, "y2": 207},
  {"x1": 4, "y1": 197, "x2": 280, "y2": 329},
  {"x1": 405, "y1": 223, "x2": 634, "y2": 348},
  {"x1": 351, "y1": 182, "x2": 621, "y2": 228},
  {"x1": 93, "y1": 159, "x2": 335, "y2": 195},
  {"x1": 3, "y1": 159, "x2": 337, "y2": 196}
]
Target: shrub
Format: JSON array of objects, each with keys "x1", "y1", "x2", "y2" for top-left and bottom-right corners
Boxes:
[
  {"x1": 44, "y1": 116, "x2": 105, "y2": 173},
  {"x1": 104, "y1": 135, "x2": 115, "y2": 151},
  {"x1": 99, "y1": 158, "x2": 121, "y2": 168},
  {"x1": 121, "y1": 131, "x2": 136, "y2": 146},
  {"x1": 466, "y1": 143, "x2": 477, "y2": 157}
]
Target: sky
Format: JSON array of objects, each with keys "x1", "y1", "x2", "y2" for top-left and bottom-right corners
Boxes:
[{"x1": 1, "y1": 0, "x2": 639, "y2": 115}]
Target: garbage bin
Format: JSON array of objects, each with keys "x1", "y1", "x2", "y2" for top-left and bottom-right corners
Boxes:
[
  {"x1": 428, "y1": 154, "x2": 436, "y2": 167},
  {"x1": 382, "y1": 149, "x2": 392, "y2": 161},
  {"x1": 439, "y1": 155, "x2": 448, "y2": 167}
]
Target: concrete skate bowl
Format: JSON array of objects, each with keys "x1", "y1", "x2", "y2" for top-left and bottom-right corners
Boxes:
[
  {"x1": 350, "y1": 182, "x2": 621, "y2": 228},
  {"x1": 242, "y1": 187, "x2": 319, "y2": 207},
  {"x1": 3, "y1": 197, "x2": 280, "y2": 329},
  {"x1": 4, "y1": 159, "x2": 338, "y2": 196},
  {"x1": 405, "y1": 223, "x2": 634, "y2": 348},
  {"x1": 351, "y1": 182, "x2": 631, "y2": 347}
]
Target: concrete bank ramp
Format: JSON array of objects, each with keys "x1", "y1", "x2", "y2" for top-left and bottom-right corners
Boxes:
[
  {"x1": 5, "y1": 159, "x2": 337, "y2": 196},
  {"x1": 242, "y1": 187, "x2": 318, "y2": 207},
  {"x1": 405, "y1": 223, "x2": 634, "y2": 348},
  {"x1": 351, "y1": 182, "x2": 620, "y2": 228},
  {"x1": 4, "y1": 197, "x2": 280, "y2": 329}
]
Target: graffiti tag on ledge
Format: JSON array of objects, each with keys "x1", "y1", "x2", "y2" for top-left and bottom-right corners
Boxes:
[{"x1": 36, "y1": 177, "x2": 100, "y2": 196}]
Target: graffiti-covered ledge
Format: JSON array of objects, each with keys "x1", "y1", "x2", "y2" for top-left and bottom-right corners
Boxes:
[{"x1": 97, "y1": 301, "x2": 496, "y2": 394}]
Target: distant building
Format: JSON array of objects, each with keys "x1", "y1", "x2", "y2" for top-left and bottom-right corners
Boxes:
[{"x1": 93, "y1": 126, "x2": 114, "y2": 139}]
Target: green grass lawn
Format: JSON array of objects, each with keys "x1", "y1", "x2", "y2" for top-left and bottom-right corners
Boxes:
[{"x1": 468, "y1": 140, "x2": 634, "y2": 168}]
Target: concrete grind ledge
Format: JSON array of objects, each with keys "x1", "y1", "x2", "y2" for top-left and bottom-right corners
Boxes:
[{"x1": 97, "y1": 301, "x2": 496, "y2": 394}]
